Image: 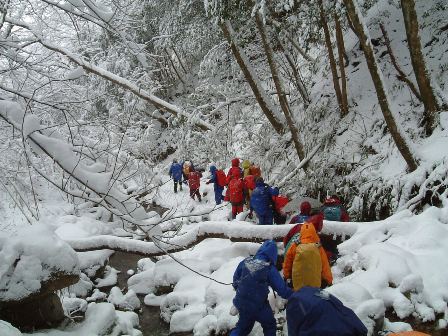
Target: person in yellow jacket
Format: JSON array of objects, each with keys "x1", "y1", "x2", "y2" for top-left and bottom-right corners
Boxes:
[
  {"x1": 242, "y1": 159, "x2": 251, "y2": 177},
  {"x1": 283, "y1": 223, "x2": 333, "y2": 291}
]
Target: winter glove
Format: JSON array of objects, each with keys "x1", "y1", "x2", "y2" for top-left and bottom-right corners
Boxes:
[
  {"x1": 206, "y1": 181, "x2": 210, "y2": 185},
  {"x1": 229, "y1": 305, "x2": 239, "y2": 316},
  {"x1": 248, "y1": 212, "x2": 253, "y2": 219}
]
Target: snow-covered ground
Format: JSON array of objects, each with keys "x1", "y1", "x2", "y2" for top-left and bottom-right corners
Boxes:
[{"x1": 1, "y1": 165, "x2": 448, "y2": 335}]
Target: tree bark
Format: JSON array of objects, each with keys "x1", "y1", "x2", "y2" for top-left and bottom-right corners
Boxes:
[
  {"x1": 220, "y1": 19, "x2": 285, "y2": 134},
  {"x1": 379, "y1": 23, "x2": 422, "y2": 102},
  {"x1": 277, "y1": 38, "x2": 311, "y2": 108},
  {"x1": 318, "y1": 0, "x2": 344, "y2": 117},
  {"x1": 401, "y1": 0, "x2": 439, "y2": 135},
  {"x1": 334, "y1": 12, "x2": 349, "y2": 116},
  {"x1": 344, "y1": 0, "x2": 418, "y2": 172},
  {"x1": 255, "y1": 13, "x2": 306, "y2": 163}
]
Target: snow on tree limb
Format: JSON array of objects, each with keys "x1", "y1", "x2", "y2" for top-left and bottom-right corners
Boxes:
[
  {"x1": 0, "y1": 100, "x2": 162, "y2": 238},
  {"x1": 4, "y1": 17, "x2": 214, "y2": 132}
]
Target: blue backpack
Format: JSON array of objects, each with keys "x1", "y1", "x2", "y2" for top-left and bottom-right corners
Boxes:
[
  {"x1": 287, "y1": 287, "x2": 368, "y2": 336},
  {"x1": 250, "y1": 185, "x2": 271, "y2": 215},
  {"x1": 323, "y1": 205, "x2": 342, "y2": 221}
]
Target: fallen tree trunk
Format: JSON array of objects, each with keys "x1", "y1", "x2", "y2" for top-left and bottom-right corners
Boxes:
[{"x1": 67, "y1": 221, "x2": 358, "y2": 257}]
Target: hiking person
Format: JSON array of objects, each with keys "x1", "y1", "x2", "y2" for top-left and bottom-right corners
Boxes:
[
  {"x1": 228, "y1": 169, "x2": 245, "y2": 219},
  {"x1": 283, "y1": 214, "x2": 323, "y2": 254},
  {"x1": 188, "y1": 167, "x2": 202, "y2": 202},
  {"x1": 286, "y1": 286, "x2": 368, "y2": 336},
  {"x1": 250, "y1": 177, "x2": 274, "y2": 225},
  {"x1": 182, "y1": 160, "x2": 193, "y2": 184},
  {"x1": 242, "y1": 159, "x2": 251, "y2": 177},
  {"x1": 243, "y1": 174, "x2": 256, "y2": 213},
  {"x1": 271, "y1": 187, "x2": 288, "y2": 224},
  {"x1": 206, "y1": 165, "x2": 226, "y2": 205},
  {"x1": 231, "y1": 240, "x2": 293, "y2": 336},
  {"x1": 289, "y1": 200, "x2": 312, "y2": 224},
  {"x1": 226, "y1": 158, "x2": 242, "y2": 184},
  {"x1": 168, "y1": 159, "x2": 183, "y2": 193},
  {"x1": 321, "y1": 195, "x2": 350, "y2": 222},
  {"x1": 283, "y1": 222, "x2": 332, "y2": 291},
  {"x1": 249, "y1": 162, "x2": 261, "y2": 177}
]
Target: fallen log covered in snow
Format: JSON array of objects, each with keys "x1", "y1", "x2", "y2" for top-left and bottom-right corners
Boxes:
[{"x1": 66, "y1": 220, "x2": 359, "y2": 257}]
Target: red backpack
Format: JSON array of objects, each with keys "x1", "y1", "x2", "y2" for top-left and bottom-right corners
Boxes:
[
  {"x1": 229, "y1": 178, "x2": 244, "y2": 203},
  {"x1": 244, "y1": 175, "x2": 256, "y2": 190},
  {"x1": 216, "y1": 170, "x2": 227, "y2": 187},
  {"x1": 189, "y1": 171, "x2": 201, "y2": 190},
  {"x1": 250, "y1": 165, "x2": 261, "y2": 177}
]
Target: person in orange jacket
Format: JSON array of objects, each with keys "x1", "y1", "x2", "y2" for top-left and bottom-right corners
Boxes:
[{"x1": 283, "y1": 222, "x2": 332, "y2": 291}]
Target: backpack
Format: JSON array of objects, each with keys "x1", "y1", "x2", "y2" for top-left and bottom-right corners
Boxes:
[
  {"x1": 323, "y1": 205, "x2": 342, "y2": 221},
  {"x1": 285, "y1": 232, "x2": 301, "y2": 255},
  {"x1": 292, "y1": 243, "x2": 322, "y2": 291},
  {"x1": 244, "y1": 175, "x2": 256, "y2": 190},
  {"x1": 216, "y1": 170, "x2": 227, "y2": 187},
  {"x1": 250, "y1": 185, "x2": 271, "y2": 215},
  {"x1": 286, "y1": 287, "x2": 368, "y2": 336},
  {"x1": 188, "y1": 172, "x2": 201, "y2": 190},
  {"x1": 250, "y1": 165, "x2": 261, "y2": 177},
  {"x1": 273, "y1": 195, "x2": 288, "y2": 212},
  {"x1": 229, "y1": 178, "x2": 244, "y2": 203}
]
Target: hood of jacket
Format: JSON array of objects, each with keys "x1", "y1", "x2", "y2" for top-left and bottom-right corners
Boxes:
[
  {"x1": 209, "y1": 165, "x2": 216, "y2": 173},
  {"x1": 255, "y1": 240, "x2": 277, "y2": 265},
  {"x1": 271, "y1": 187, "x2": 279, "y2": 196},
  {"x1": 231, "y1": 168, "x2": 241, "y2": 179},
  {"x1": 231, "y1": 158, "x2": 240, "y2": 167},
  {"x1": 300, "y1": 223, "x2": 320, "y2": 244},
  {"x1": 300, "y1": 201, "x2": 311, "y2": 215}
]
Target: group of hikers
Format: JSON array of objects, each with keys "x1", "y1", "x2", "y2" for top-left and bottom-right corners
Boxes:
[
  {"x1": 169, "y1": 157, "x2": 349, "y2": 225},
  {"x1": 169, "y1": 158, "x2": 427, "y2": 336}
]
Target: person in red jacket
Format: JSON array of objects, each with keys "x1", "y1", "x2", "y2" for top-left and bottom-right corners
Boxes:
[
  {"x1": 188, "y1": 167, "x2": 202, "y2": 202},
  {"x1": 283, "y1": 214, "x2": 324, "y2": 253},
  {"x1": 271, "y1": 187, "x2": 289, "y2": 224},
  {"x1": 243, "y1": 174, "x2": 256, "y2": 213},
  {"x1": 226, "y1": 158, "x2": 242, "y2": 185},
  {"x1": 228, "y1": 169, "x2": 245, "y2": 219},
  {"x1": 289, "y1": 201, "x2": 312, "y2": 224}
]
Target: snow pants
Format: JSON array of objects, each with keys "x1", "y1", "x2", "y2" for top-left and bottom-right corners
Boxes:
[
  {"x1": 256, "y1": 211, "x2": 273, "y2": 225},
  {"x1": 190, "y1": 188, "x2": 201, "y2": 201},
  {"x1": 173, "y1": 179, "x2": 183, "y2": 193},
  {"x1": 231, "y1": 204, "x2": 244, "y2": 219},
  {"x1": 230, "y1": 303, "x2": 276, "y2": 336},
  {"x1": 214, "y1": 185, "x2": 224, "y2": 205}
]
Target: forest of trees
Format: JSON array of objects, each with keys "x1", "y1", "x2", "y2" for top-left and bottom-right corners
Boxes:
[{"x1": 0, "y1": 0, "x2": 447, "y2": 228}]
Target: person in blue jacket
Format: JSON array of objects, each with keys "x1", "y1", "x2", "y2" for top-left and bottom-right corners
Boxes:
[
  {"x1": 206, "y1": 165, "x2": 224, "y2": 205},
  {"x1": 168, "y1": 159, "x2": 183, "y2": 193},
  {"x1": 231, "y1": 240, "x2": 293, "y2": 336},
  {"x1": 250, "y1": 177, "x2": 274, "y2": 225},
  {"x1": 286, "y1": 286, "x2": 368, "y2": 336}
]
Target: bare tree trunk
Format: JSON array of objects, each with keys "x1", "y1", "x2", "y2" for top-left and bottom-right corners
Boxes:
[
  {"x1": 164, "y1": 48, "x2": 185, "y2": 84},
  {"x1": 255, "y1": 13, "x2": 306, "y2": 163},
  {"x1": 280, "y1": 29, "x2": 315, "y2": 63},
  {"x1": 379, "y1": 23, "x2": 422, "y2": 101},
  {"x1": 318, "y1": 0, "x2": 344, "y2": 117},
  {"x1": 279, "y1": 41, "x2": 311, "y2": 108},
  {"x1": 171, "y1": 46, "x2": 187, "y2": 73},
  {"x1": 220, "y1": 19, "x2": 285, "y2": 134},
  {"x1": 344, "y1": 0, "x2": 418, "y2": 172},
  {"x1": 334, "y1": 12, "x2": 349, "y2": 116},
  {"x1": 401, "y1": 0, "x2": 439, "y2": 135}
]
